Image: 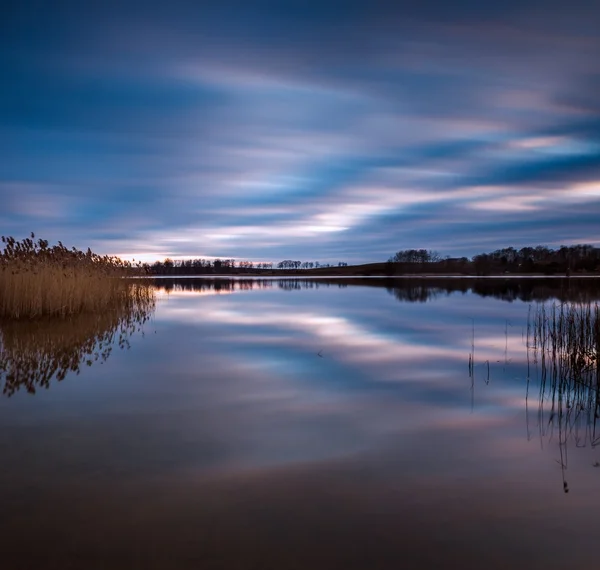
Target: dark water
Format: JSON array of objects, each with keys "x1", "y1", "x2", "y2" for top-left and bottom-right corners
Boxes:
[{"x1": 1, "y1": 277, "x2": 599, "y2": 569}]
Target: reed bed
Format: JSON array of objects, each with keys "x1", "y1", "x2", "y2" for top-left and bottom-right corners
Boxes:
[
  {"x1": 527, "y1": 302, "x2": 600, "y2": 490},
  {"x1": 0, "y1": 234, "x2": 151, "y2": 319},
  {"x1": 529, "y1": 302, "x2": 599, "y2": 397},
  {"x1": 0, "y1": 287, "x2": 155, "y2": 396}
]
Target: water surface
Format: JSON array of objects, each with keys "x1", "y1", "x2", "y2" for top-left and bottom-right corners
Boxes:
[{"x1": 1, "y1": 278, "x2": 599, "y2": 569}]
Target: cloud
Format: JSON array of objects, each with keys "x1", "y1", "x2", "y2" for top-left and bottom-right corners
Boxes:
[{"x1": 2, "y1": 1, "x2": 599, "y2": 261}]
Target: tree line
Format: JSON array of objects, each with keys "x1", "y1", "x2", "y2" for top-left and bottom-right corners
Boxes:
[
  {"x1": 386, "y1": 245, "x2": 600, "y2": 275},
  {"x1": 388, "y1": 249, "x2": 441, "y2": 264},
  {"x1": 147, "y1": 258, "x2": 348, "y2": 275},
  {"x1": 145, "y1": 244, "x2": 600, "y2": 276},
  {"x1": 470, "y1": 245, "x2": 600, "y2": 275}
]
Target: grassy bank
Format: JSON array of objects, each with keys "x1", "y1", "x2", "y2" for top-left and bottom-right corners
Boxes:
[{"x1": 0, "y1": 234, "x2": 152, "y2": 319}]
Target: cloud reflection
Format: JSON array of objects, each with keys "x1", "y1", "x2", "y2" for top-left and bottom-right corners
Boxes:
[{"x1": 2, "y1": 277, "x2": 600, "y2": 568}]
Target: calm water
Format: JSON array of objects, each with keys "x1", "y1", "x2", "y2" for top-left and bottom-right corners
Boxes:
[{"x1": 1, "y1": 277, "x2": 599, "y2": 569}]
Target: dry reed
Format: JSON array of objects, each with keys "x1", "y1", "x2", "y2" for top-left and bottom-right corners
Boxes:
[
  {"x1": 527, "y1": 302, "x2": 600, "y2": 490},
  {"x1": 0, "y1": 285, "x2": 155, "y2": 395},
  {"x1": 0, "y1": 233, "x2": 151, "y2": 319}
]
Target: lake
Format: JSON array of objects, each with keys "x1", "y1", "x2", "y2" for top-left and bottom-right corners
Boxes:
[{"x1": 1, "y1": 277, "x2": 599, "y2": 569}]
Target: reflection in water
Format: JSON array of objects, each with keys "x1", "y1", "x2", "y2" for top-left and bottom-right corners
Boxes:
[
  {"x1": 0, "y1": 286, "x2": 155, "y2": 396},
  {"x1": 154, "y1": 277, "x2": 338, "y2": 294},
  {"x1": 2, "y1": 278, "x2": 600, "y2": 569},
  {"x1": 153, "y1": 276, "x2": 600, "y2": 303},
  {"x1": 527, "y1": 302, "x2": 600, "y2": 491}
]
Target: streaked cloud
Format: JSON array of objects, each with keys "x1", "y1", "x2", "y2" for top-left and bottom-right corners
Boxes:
[{"x1": 2, "y1": 0, "x2": 599, "y2": 261}]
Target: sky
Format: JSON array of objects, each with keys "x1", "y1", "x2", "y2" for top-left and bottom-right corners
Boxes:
[{"x1": 1, "y1": 0, "x2": 599, "y2": 264}]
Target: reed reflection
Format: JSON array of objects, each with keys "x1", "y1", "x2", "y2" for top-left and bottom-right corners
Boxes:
[
  {"x1": 526, "y1": 302, "x2": 600, "y2": 491},
  {"x1": 0, "y1": 285, "x2": 155, "y2": 396}
]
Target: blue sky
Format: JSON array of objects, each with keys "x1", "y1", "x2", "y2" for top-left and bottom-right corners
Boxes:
[{"x1": 2, "y1": 0, "x2": 599, "y2": 263}]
